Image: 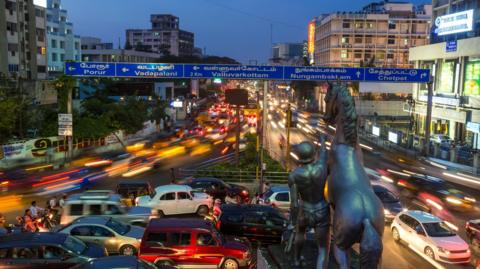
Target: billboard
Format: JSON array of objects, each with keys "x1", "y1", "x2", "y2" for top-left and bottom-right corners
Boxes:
[
  {"x1": 308, "y1": 22, "x2": 315, "y2": 54},
  {"x1": 434, "y1": 10, "x2": 474, "y2": 36},
  {"x1": 464, "y1": 61, "x2": 480, "y2": 96}
]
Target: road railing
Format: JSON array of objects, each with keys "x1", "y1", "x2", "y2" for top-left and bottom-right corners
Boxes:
[{"x1": 178, "y1": 168, "x2": 289, "y2": 184}]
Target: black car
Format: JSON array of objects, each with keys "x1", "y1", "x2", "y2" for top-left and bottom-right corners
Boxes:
[
  {"x1": 183, "y1": 177, "x2": 250, "y2": 202},
  {"x1": 71, "y1": 256, "x2": 175, "y2": 269},
  {"x1": 0, "y1": 232, "x2": 105, "y2": 269},
  {"x1": 372, "y1": 184, "x2": 403, "y2": 222},
  {"x1": 219, "y1": 204, "x2": 287, "y2": 244}
]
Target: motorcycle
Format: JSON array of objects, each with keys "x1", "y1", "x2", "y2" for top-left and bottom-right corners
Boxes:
[{"x1": 36, "y1": 211, "x2": 57, "y2": 232}]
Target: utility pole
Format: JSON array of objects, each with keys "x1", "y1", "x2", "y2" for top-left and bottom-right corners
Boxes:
[
  {"x1": 67, "y1": 85, "x2": 73, "y2": 163},
  {"x1": 423, "y1": 81, "x2": 433, "y2": 156},
  {"x1": 259, "y1": 81, "x2": 268, "y2": 194},
  {"x1": 285, "y1": 103, "x2": 292, "y2": 171},
  {"x1": 235, "y1": 105, "x2": 241, "y2": 166}
]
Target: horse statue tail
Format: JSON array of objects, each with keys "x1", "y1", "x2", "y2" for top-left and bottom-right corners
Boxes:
[{"x1": 360, "y1": 219, "x2": 383, "y2": 269}]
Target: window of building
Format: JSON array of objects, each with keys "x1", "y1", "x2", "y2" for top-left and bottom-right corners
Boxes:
[
  {"x1": 403, "y1": 39, "x2": 408, "y2": 46},
  {"x1": 51, "y1": 39, "x2": 57, "y2": 48},
  {"x1": 53, "y1": 28, "x2": 58, "y2": 33},
  {"x1": 366, "y1": 22, "x2": 374, "y2": 29},
  {"x1": 74, "y1": 42, "x2": 79, "y2": 50},
  {"x1": 60, "y1": 16, "x2": 66, "y2": 22},
  {"x1": 52, "y1": 53, "x2": 58, "y2": 62},
  {"x1": 60, "y1": 54, "x2": 65, "y2": 61},
  {"x1": 66, "y1": 29, "x2": 72, "y2": 34},
  {"x1": 387, "y1": 53, "x2": 394, "y2": 59},
  {"x1": 354, "y1": 37, "x2": 363, "y2": 44},
  {"x1": 464, "y1": 59, "x2": 480, "y2": 96},
  {"x1": 436, "y1": 60, "x2": 456, "y2": 94},
  {"x1": 35, "y1": 9, "x2": 44, "y2": 18},
  {"x1": 354, "y1": 52, "x2": 362, "y2": 59},
  {"x1": 376, "y1": 51, "x2": 385, "y2": 60},
  {"x1": 341, "y1": 50, "x2": 349, "y2": 59},
  {"x1": 388, "y1": 21, "x2": 396, "y2": 30},
  {"x1": 355, "y1": 23, "x2": 363, "y2": 29},
  {"x1": 365, "y1": 36, "x2": 372, "y2": 44},
  {"x1": 37, "y1": 66, "x2": 46, "y2": 73},
  {"x1": 388, "y1": 38, "x2": 395, "y2": 45},
  {"x1": 342, "y1": 22, "x2": 351, "y2": 29},
  {"x1": 60, "y1": 41, "x2": 65, "y2": 49},
  {"x1": 6, "y1": 22, "x2": 17, "y2": 34},
  {"x1": 341, "y1": 36, "x2": 349, "y2": 44}
]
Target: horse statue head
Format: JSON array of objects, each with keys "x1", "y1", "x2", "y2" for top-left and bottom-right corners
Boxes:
[{"x1": 324, "y1": 83, "x2": 358, "y2": 147}]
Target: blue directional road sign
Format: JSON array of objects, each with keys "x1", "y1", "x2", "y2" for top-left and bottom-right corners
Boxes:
[
  {"x1": 116, "y1": 63, "x2": 183, "y2": 78},
  {"x1": 65, "y1": 62, "x2": 116, "y2": 77},
  {"x1": 64, "y1": 62, "x2": 431, "y2": 83},
  {"x1": 284, "y1": 66, "x2": 364, "y2": 81},
  {"x1": 364, "y1": 68, "x2": 430, "y2": 83},
  {"x1": 184, "y1": 64, "x2": 284, "y2": 80}
]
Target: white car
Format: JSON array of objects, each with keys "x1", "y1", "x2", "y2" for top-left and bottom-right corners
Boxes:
[
  {"x1": 136, "y1": 184, "x2": 212, "y2": 217},
  {"x1": 391, "y1": 210, "x2": 471, "y2": 264}
]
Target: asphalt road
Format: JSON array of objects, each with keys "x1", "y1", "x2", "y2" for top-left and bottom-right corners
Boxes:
[{"x1": 266, "y1": 106, "x2": 480, "y2": 269}]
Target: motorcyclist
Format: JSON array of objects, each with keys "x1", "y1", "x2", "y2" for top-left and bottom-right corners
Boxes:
[
  {"x1": 225, "y1": 192, "x2": 239, "y2": 204},
  {"x1": 23, "y1": 209, "x2": 37, "y2": 232},
  {"x1": 212, "y1": 199, "x2": 222, "y2": 220}
]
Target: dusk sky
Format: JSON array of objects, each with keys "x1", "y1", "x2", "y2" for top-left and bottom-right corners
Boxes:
[{"x1": 63, "y1": 0, "x2": 427, "y2": 64}]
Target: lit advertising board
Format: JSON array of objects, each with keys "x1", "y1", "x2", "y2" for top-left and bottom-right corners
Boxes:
[
  {"x1": 372, "y1": 126, "x2": 380, "y2": 136},
  {"x1": 33, "y1": 0, "x2": 47, "y2": 8},
  {"x1": 434, "y1": 10, "x2": 474, "y2": 36},
  {"x1": 464, "y1": 61, "x2": 480, "y2": 96},
  {"x1": 308, "y1": 22, "x2": 315, "y2": 54},
  {"x1": 388, "y1": 131, "x2": 398, "y2": 144}
]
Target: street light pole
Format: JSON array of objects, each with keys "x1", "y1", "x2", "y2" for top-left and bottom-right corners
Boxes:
[
  {"x1": 285, "y1": 103, "x2": 292, "y2": 172},
  {"x1": 423, "y1": 81, "x2": 433, "y2": 157},
  {"x1": 259, "y1": 81, "x2": 268, "y2": 194}
]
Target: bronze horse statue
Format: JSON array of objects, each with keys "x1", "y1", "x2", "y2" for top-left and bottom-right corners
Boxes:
[{"x1": 324, "y1": 83, "x2": 385, "y2": 269}]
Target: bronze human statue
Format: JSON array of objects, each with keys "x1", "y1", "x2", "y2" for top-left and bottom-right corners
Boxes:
[
  {"x1": 324, "y1": 83, "x2": 385, "y2": 269},
  {"x1": 287, "y1": 136, "x2": 330, "y2": 269}
]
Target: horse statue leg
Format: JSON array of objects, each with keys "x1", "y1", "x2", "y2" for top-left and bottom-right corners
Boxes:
[{"x1": 360, "y1": 219, "x2": 383, "y2": 269}]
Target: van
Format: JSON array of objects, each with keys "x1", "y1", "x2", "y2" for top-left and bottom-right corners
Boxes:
[
  {"x1": 139, "y1": 218, "x2": 255, "y2": 269},
  {"x1": 60, "y1": 190, "x2": 155, "y2": 226}
]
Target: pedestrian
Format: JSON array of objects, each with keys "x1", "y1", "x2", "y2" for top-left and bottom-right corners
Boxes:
[
  {"x1": 59, "y1": 194, "x2": 66, "y2": 208},
  {"x1": 250, "y1": 192, "x2": 260, "y2": 205},
  {"x1": 49, "y1": 196, "x2": 57, "y2": 209},
  {"x1": 262, "y1": 182, "x2": 271, "y2": 195},
  {"x1": 29, "y1": 201, "x2": 43, "y2": 219},
  {"x1": 170, "y1": 168, "x2": 176, "y2": 184},
  {"x1": 23, "y1": 209, "x2": 37, "y2": 232}
]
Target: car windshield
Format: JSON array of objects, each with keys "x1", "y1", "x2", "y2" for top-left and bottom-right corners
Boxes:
[
  {"x1": 376, "y1": 190, "x2": 399, "y2": 203},
  {"x1": 106, "y1": 218, "x2": 130, "y2": 235},
  {"x1": 263, "y1": 190, "x2": 274, "y2": 199},
  {"x1": 149, "y1": 189, "x2": 156, "y2": 199},
  {"x1": 212, "y1": 227, "x2": 224, "y2": 244},
  {"x1": 423, "y1": 222, "x2": 456, "y2": 237},
  {"x1": 64, "y1": 235, "x2": 87, "y2": 255}
]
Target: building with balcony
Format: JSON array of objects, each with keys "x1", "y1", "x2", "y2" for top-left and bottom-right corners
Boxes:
[
  {"x1": 310, "y1": 1, "x2": 432, "y2": 68},
  {"x1": 126, "y1": 14, "x2": 195, "y2": 57},
  {"x1": 46, "y1": 0, "x2": 81, "y2": 74},
  {"x1": 0, "y1": 0, "x2": 47, "y2": 80},
  {"x1": 409, "y1": 0, "x2": 480, "y2": 148},
  {"x1": 81, "y1": 37, "x2": 162, "y2": 63}
]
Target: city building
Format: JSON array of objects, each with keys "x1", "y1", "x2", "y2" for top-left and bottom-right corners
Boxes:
[
  {"x1": 309, "y1": 1, "x2": 432, "y2": 68},
  {"x1": 126, "y1": 14, "x2": 195, "y2": 57},
  {"x1": 0, "y1": 0, "x2": 48, "y2": 80},
  {"x1": 81, "y1": 37, "x2": 162, "y2": 63},
  {"x1": 269, "y1": 42, "x2": 305, "y2": 65},
  {"x1": 409, "y1": 0, "x2": 480, "y2": 148},
  {"x1": 46, "y1": 0, "x2": 81, "y2": 74}
]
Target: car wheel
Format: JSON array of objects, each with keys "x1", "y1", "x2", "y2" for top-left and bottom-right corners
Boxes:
[
  {"x1": 157, "y1": 210, "x2": 165, "y2": 218},
  {"x1": 119, "y1": 244, "x2": 136, "y2": 256},
  {"x1": 392, "y1": 227, "x2": 400, "y2": 242},
  {"x1": 424, "y1": 246, "x2": 435, "y2": 260},
  {"x1": 222, "y1": 258, "x2": 239, "y2": 269},
  {"x1": 197, "y1": 205, "x2": 209, "y2": 216}
]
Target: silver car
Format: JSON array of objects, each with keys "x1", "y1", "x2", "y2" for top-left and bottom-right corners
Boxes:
[
  {"x1": 59, "y1": 216, "x2": 144, "y2": 256},
  {"x1": 262, "y1": 186, "x2": 291, "y2": 212},
  {"x1": 60, "y1": 190, "x2": 156, "y2": 226}
]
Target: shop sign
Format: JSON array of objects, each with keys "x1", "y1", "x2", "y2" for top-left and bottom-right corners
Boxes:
[
  {"x1": 464, "y1": 61, "x2": 480, "y2": 96},
  {"x1": 388, "y1": 131, "x2": 398, "y2": 144},
  {"x1": 434, "y1": 10, "x2": 474, "y2": 36},
  {"x1": 467, "y1": 122, "x2": 480, "y2": 133},
  {"x1": 418, "y1": 95, "x2": 460, "y2": 106}
]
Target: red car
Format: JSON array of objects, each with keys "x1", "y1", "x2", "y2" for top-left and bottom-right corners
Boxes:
[{"x1": 139, "y1": 218, "x2": 255, "y2": 269}]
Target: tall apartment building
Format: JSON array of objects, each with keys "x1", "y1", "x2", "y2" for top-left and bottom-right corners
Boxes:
[
  {"x1": 46, "y1": 0, "x2": 81, "y2": 73},
  {"x1": 0, "y1": 0, "x2": 47, "y2": 80},
  {"x1": 81, "y1": 37, "x2": 162, "y2": 63},
  {"x1": 310, "y1": 1, "x2": 432, "y2": 68},
  {"x1": 409, "y1": 0, "x2": 480, "y2": 147},
  {"x1": 126, "y1": 14, "x2": 194, "y2": 57},
  {"x1": 270, "y1": 43, "x2": 304, "y2": 65}
]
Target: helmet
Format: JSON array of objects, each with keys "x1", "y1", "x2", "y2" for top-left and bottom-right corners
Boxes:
[{"x1": 292, "y1": 141, "x2": 316, "y2": 164}]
